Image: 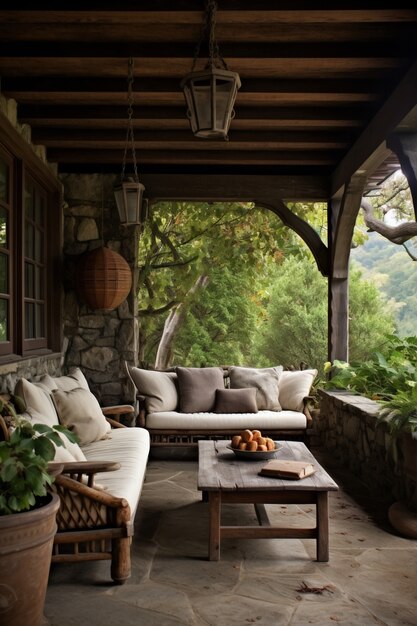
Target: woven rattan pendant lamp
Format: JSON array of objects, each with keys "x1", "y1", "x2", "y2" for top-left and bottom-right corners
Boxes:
[
  {"x1": 76, "y1": 177, "x2": 133, "y2": 312},
  {"x1": 76, "y1": 246, "x2": 132, "y2": 312}
]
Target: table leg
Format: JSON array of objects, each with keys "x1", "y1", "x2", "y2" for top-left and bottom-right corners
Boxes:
[
  {"x1": 209, "y1": 491, "x2": 221, "y2": 561},
  {"x1": 316, "y1": 491, "x2": 329, "y2": 562}
]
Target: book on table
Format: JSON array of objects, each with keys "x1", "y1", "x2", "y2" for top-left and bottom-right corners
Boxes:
[{"x1": 259, "y1": 459, "x2": 315, "y2": 479}]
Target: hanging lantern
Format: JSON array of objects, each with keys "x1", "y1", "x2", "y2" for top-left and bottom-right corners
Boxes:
[
  {"x1": 181, "y1": 0, "x2": 241, "y2": 140},
  {"x1": 114, "y1": 57, "x2": 145, "y2": 225},
  {"x1": 76, "y1": 246, "x2": 132, "y2": 312}
]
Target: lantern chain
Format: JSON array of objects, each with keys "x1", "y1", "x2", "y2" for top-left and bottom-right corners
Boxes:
[
  {"x1": 191, "y1": 0, "x2": 228, "y2": 72},
  {"x1": 121, "y1": 57, "x2": 139, "y2": 183}
]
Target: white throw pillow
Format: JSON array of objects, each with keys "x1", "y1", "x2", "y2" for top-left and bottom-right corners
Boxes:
[
  {"x1": 53, "y1": 367, "x2": 90, "y2": 392},
  {"x1": 14, "y1": 378, "x2": 59, "y2": 426},
  {"x1": 127, "y1": 365, "x2": 178, "y2": 413},
  {"x1": 52, "y1": 387, "x2": 111, "y2": 445},
  {"x1": 22, "y1": 409, "x2": 87, "y2": 463},
  {"x1": 228, "y1": 366, "x2": 283, "y2": 411},
  {"x1": 278, "y1": 369, "x2": 318, "y2": 412}
]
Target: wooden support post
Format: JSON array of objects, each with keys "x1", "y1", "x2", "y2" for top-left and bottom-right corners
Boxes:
[{"x1": 328, "y1": 276, "x2": 349, "y2": 363}]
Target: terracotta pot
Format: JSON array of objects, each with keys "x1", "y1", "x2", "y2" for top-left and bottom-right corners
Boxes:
[{"x1": 0, "y1": 493, "x2": 60, "y2": 626}]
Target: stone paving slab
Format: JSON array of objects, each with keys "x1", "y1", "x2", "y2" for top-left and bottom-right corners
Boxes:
[{"x1": 45, "y1": 451, "x2": 417, "y2": 626}]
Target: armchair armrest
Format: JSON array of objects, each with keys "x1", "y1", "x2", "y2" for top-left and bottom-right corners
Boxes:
[
  {"x1": 49, "y1": 460, "x2": 121, "y2": 488},
  {"x1": 102, "y1": 404, "x2": 135, "y2": 427}
]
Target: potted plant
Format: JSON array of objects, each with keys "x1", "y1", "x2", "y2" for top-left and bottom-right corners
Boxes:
[{"x1": 0, "y1": 396, "x2": 77, "y2": 626}]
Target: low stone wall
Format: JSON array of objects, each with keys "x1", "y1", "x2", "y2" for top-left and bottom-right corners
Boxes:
[
  {"x1": 0, "y1": 354, "x2": 63, "y2": 395},
  {"x1": 318, "y1": 390, "x2": 416, "y2": 509}
]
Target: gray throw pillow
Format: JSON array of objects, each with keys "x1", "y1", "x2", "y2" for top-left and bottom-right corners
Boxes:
[
  {"x1": 214, "y1": 388, "x2": 258, "y2": 414},
  {"x1": 176, "y1": 366, "x2": 225, "y2": 413},
  {"x1": 228, "y1": 366, "x2": 283, "y2": 411}
]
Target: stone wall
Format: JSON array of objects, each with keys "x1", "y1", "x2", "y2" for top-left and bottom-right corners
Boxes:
[
  {"x1": 0, "y1": 354, "x2": 63, "y2": 395},
  {"x1": 318, "y1": 390, "x2": 416, "y2": 509},
  {"x1": 61, "y1": 173, "x2": 140, "y2": 406}
]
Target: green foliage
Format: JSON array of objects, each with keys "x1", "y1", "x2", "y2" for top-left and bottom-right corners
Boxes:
[
  {"x1": 251, "y1": 257, "x2": 395, "y2": 372},
  {"x1": 324, "y1": 335, "x2": 417, "y2": 442},
  {"x1": 0, "y1": 415, "x2": 77, "y2": 515},
  {"x1": 138, "y1": 201, "x2": 297, "y2": 365},
  {"x1": 174, "y1": 265, "x2": 259, "y2": 366}
]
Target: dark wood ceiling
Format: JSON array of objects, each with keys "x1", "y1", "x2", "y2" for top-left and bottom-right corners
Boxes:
[{"x1": 1, "y1": 3, "x2": 417, "y2": 200}]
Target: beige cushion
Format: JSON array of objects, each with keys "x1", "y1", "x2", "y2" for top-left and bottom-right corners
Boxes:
[
  {"x1": 146, "y1": 410, "x2": 307, "y2": 430},
  {"x1": 127, "y1": 365, "x2": 178, "y2": 413},
  {"x1": 176, "y1": 366, "x2": 224, "y2": 413},
  {"x1": 214, "y1": 388, "x2": 258, "y2": 414},
  {"x1": 228, "y1": 366, "x2": 283, "y2": 411},
  {"x1": 22, "y1": 409, "x2": 87, "y2": 462},
  {"x1": 14, "y1": 378, "x2": 59, "y2": 426},
  {"x1": 278, "y1": 369, "x2": 318, "y2": 412},
  {"x1": 53, "y1": 367, "x2": 90, "y2": 392},
  {"x1": 52, "y1": 387, "x2": 111, "y2": 445},
  {"x1": 37, "y1": 374, "x2": 58, "y2": 391}
]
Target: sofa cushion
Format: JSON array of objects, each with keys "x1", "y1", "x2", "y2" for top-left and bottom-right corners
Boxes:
[
  {"x1": 127, "y1": 365, "x2": 178, "y2": 413},
  {"x1": 52, "y1": 387, "x2": 111, "y2": 445},
  {"x1": 214, "y1": 388, "x2": 258, "y2": 414},
  {"x1": 228, "y1": 366, "x2": 283, "y2": 411},
  {"x1": 176, "y1": 366, "x2": 224, "y2": 413},
  {"x1": 53, "y1": 367, "x2": 90, "y2": 392},
  {"x1": 146, "y1": 410, "x2": 307, "y2": 431},
  {"x1": 14, "y1": 378, "x2": 59, "y2": 426},
  {"x1": 22, "y1": 409, "x2": 87, "y2": 462},
  {"x1": 278, "y1": 369, "x2": 318, "y2": 412},
  {"x1": 81, "y1": 427, "x2": 150, "y2": 516}
]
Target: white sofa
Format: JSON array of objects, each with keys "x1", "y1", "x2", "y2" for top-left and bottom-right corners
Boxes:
[
  {"x1": 13, "y1": 368, "x2": 150, "y2": 584},
  {"x1": 126, "y1": 364, "x2": 317, "y2": 450}
]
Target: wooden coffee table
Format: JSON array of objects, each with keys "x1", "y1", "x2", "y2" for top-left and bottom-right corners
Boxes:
[{"x1": 198, "y1": 440, "x2": 338, "y2": 562}]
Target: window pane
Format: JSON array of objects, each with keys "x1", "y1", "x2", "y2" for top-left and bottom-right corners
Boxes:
[
  {"x1": 25, "y1": 223, "x2": 34, "y2": 258},
  {"x1": 25, "y1": 262, "x2": 34, "y2": 298},
  {"x1": 36, "y1": 304, "x2": 44, "y2": 337},
  {"x1": 0, "y1": 160, "x2": 9, "y2": 203},
  {"x1": 0, "y1": 299, "x2": 8, "y2": 342},
  {"x1": 0, "y1": 207, "x2": 7, "y2": 246},
  {"x1": 35, "y1": 266, "x2": 43, "y2": 299},
  {"x1": 25, "y1": 302, "x2": 35, "y2": 339},
  {"x1": 35, "y1": 192, "x2": 44, "y2": 226},
  {"x1": 25, "y1": 185, "x2": 34, "y2": 220},
  {"x1": 35, "y1": 228, "x2": 43, "y2": 262},
  {"x1": 0, "y1": 253, "x2": 8, "y2": 293}
]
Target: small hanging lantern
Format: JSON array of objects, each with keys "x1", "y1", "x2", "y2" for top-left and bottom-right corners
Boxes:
[
  {"x1": 114, "y1": 57, "x2": 145, "y2": 224},
  {"x1": 181, "y1": 0, "x2": 241, "y2": 140},
  {"x1": 76, "y1": 246, "x2": 132, "y2": 311}
]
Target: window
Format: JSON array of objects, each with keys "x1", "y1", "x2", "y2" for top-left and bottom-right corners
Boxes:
[
  {"x1": 0, "y1": 148, "x2": 12, "y2": 356},
  {"x1": 0, "y1": 118, "x2": 62, "y2": 361}
]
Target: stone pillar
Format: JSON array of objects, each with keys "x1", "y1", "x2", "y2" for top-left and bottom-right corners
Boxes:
[{"x1": 60, "y1": 173, "x2": 140, "y2": 406}]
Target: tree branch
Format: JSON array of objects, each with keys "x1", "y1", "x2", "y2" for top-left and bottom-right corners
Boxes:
[
  {"x1": 139, "y1": 300, "x2": 179, "y2": 316},
  {"x1": 401, "y1": 242, "x2": 417, "y2": 261},
  {"x1": 361, "y1": 198, "x2": 417, "y2": 244}
]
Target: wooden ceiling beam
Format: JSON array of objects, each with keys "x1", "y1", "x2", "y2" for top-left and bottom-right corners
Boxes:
[
  {"x1": 23, "y1": 118, "x2": 364, "y2": 131},
  {"x1": 1, "y1": 10, "x2": 416, "y2": 25},
  {"x1": 32, "y1": 128, "x2": 353, "y2": 145},
  {"x1": 17, "y1": 104, "x2": 370, "y2": 122},
  {"x1": 0, "y1": 57, "x2": 405, "y2": 78},
  {"x1": 6, "y1": 91, "x2": 380, "y2": 107},
  {"x1": 46, "y1": 148, "x2": 340, "y2": 166}
]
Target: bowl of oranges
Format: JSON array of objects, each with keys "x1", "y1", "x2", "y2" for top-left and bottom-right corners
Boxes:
[{"x1": 227, "y1": 429, "x2": 280, "y2": 460}]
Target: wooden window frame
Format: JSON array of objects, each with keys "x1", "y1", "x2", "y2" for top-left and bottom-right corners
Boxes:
[{"x1": 0, "y1": 114, "x2": 62, "y2": 362}]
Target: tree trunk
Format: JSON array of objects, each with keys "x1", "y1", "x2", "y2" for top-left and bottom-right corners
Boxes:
[{"x1": 154, "y1": 274, "x2": 209, "y2": 370}]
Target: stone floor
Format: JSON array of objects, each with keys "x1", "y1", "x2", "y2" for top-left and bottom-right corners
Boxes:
[{"x1": 45, "y1": 447, "x2": 417, "y2": 626}]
